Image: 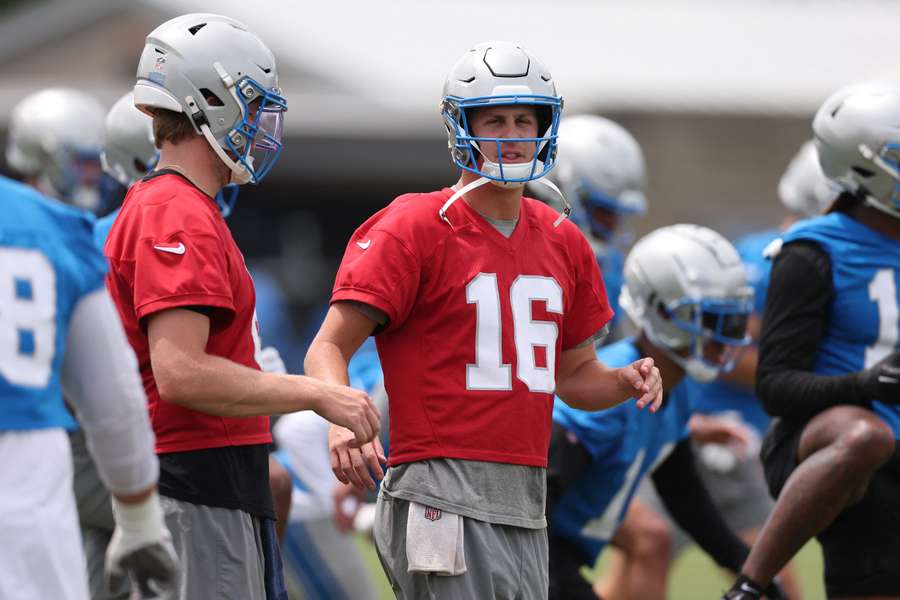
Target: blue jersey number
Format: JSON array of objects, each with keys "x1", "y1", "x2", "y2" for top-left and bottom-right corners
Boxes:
[
  {"x1": 0, "y1": 248, "x2": 57, "y2": 388},
  {"x1": 865, "y1": 268, "x2": 899, "y2": 368}
]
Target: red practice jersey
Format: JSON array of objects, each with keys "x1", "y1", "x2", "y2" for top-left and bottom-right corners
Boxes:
[
  {"x1": 333, "y1": 188, "x2": 613, "y2": 468},
  {"x1": 104, "y1": 171, "x2": 270, "y2": 454}
]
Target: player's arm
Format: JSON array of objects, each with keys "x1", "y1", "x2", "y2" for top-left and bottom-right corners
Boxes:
[
  {"x1": 556, "y1": 343, "x2": 663, "y2": 412},
  {"x1": 61, "y1": 288, "x2": 177, "y2": 592},
  {"x1": 756, "y1": 241, "x2": 891, "y2": 420},
  {"x1": 148, "y1": 307, "x2": 380, "y2": 444},
  {"x1": 305, "y1": 301, "x2": 387, "y2": 490},
  {"x1": 650, "y1": 439, "x2": 749, "y2": 573}
]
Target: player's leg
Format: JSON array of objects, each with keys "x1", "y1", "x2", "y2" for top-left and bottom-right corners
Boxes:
[
  {"x1": 268, "y1": 454, "x2": 292, "y2": 543},
  {"x1": 281, "y1": 516, "x2": 379, "y2": 600},
  {"x1": 740, "y1": 406, "x2": 894, "y2": 589},
  {"x1": 813, "y1": 452, "x2": 900, "y2": 600},
  {"x1": 593, "y1": 497, "x2": 673, "y2": 600},
  {"x1": 548, "y1": 533, "x2": 598, "y2": 600},
  {"x1": 0, "y1": 429, "x2": 90, "y2": 600},
  {"x1": 695, "y1": 443, "x2": 804, "y2": 599},
  {"x1": 161, "y1": 496, "x2": 267, "y2": 600}
]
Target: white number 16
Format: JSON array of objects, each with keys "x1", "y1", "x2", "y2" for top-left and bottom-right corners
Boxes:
[{"x1": 466, "y1": 273, "x2": 563, "y2": 393}]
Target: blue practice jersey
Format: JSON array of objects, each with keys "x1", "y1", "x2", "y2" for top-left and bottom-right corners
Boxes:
[
  {"x1": 691, "y1": 228, "x2": 779, "y2": 434},
  {"x1": 93, "y1": 207, "x2": 119, "y2": 251},
  {"x1": 782, "y1": 212, "x2": 900, "y2": 437},
  {"x1": 0, "y1": 176, "x2": 107, "y2": 431},
  {"x1": 551, "y1": 338, "x2": 693, "y2": 561},
  {"x1": 598, "y1": 245, "x2": 624, "y2": 332},
  {"x1": 347, "y1": 336, "x2": 383, "y2": 394}
]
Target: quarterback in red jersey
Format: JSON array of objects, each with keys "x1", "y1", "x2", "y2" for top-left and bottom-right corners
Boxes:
[
  {"x1": 104, "y1": 14, "x2": 380, "y2": 600},
  {"x1": 305, "y1": 41, "x2": 662, "y2": 599}
]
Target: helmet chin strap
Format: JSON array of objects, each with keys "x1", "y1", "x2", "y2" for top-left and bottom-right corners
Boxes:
[
  {"x1": 439, "y1": 141, "x2": 571, "y2": 228},
  {"x1": 185, "y1": 93, "x2": 252, "y2": 185}
]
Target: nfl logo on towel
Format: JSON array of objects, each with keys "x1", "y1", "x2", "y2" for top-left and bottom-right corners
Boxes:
[{"x1": 424, "y1": 506, "x2": 442, "y2": 521}]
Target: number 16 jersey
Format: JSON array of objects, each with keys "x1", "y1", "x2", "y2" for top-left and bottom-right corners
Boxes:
[{"x1": 332, "y1": 188, "x2": 613, "y2": 468}]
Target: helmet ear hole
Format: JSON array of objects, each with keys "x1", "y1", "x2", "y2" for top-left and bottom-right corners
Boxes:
[{"x1": 199, "y1": 89, "x2": 225, "y2": 107}]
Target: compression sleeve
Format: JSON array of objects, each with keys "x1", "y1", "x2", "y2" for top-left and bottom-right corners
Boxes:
[
  {"x1": 651, "y1": 439, "x2": 749, "y2": 572},
  {"x1": 61, "y1": 288, "x2": 159, "y2": 496},
  {"x1": 756, "y1": 241, "x2": 869, "y2": 420}
]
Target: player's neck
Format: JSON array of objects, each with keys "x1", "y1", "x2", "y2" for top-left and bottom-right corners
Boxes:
[
  {"x1": 156, "y1": 138, "x2": 230, "y2": 199},
  {"x1": 454, "y1": 172, "x2": 523, "y2": 221},
  {"x1": 635, "y1": 333, "x2": 683, "y2": 394},
  {"x1": 848, "y1": 203, "x2": 900, "y2": 239}
]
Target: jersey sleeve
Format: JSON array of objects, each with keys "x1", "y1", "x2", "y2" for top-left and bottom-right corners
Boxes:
[
  {"x1": 562, "y1": 232, "x2": 614, "y2": 350},
  {"x1": 331, "y1": 225, "x2": 421, "y2": 332},
  {"x1": 132, "y1": 211, "x2": 234, "y2": 321}
]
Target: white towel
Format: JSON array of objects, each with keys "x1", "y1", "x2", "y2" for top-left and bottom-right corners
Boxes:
[{"x1": 405, "y1": 502, "x2": 467, "y2": 575}]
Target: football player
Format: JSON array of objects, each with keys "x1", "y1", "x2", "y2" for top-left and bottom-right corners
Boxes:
[
  {"x1": 0, "y1": 172, "x2": 177, "y2": 598},
  {"x1": 304, "y1": 41, "x2": 663, "y2": 599},
  {"x1": 5, "y1": 87, "x2": 106, "y2": 213},
  {"x1": 601, "y1": 140, "x2": 835, "y2": 600},
  {"x1": 723, "y1": 84, "x2": 900, "y2": 599},
  {"x1": 103, "y1": 14, "x2": 379, "y2": 600},
  {"x1": 547, "y1": 224, "x2": 785, "y2": 600},
  {"x1": 544, "y1": 114, "x2": 648, "y2": 337}
]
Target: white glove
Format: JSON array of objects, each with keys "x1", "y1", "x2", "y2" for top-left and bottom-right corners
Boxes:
[
  {"x1": 258, "y1": 345, "x2": 287, "y2": 374},
  {"x1": 106, "y1": 491, "x2": 178, "y2": 599}
]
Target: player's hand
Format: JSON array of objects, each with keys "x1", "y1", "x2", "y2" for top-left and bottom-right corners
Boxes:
[
  {"x1": 332, "y1": 482, "x2": 365, "y2": 533},
  {"x1": 859, "y1": 350, "x2": 900, "y2": 403},
  {"x1": 688, "y1": 414, "x2": 754, "y2": 457},
  {"x1": 315, "y1": 383, "x2": 381, "y2": 446},
  {"x1": 329, "y1": 425, "x2": 386, "y2": 491},
  {"x1": 106, "y1": 491, "x2": 178, "y2": 599},
  {"x1": 258, "y1": 345, "x2": 287, "y2": 374},
  {"x1": 617, "y1": 357, "x2": 663, "y2": 412}
]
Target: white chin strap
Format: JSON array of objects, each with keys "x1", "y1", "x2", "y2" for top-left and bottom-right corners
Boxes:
[
  {"x1": 198, "y1": 120, "x2": 252, "y2": 185},
  {"x1": 438, "y1": 164, "x2": 571, "y2": 229}
]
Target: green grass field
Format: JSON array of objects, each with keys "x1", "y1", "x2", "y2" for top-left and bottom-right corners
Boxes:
[{"x1": 357, "y1": 536, "x2": 826, "y2": 599}]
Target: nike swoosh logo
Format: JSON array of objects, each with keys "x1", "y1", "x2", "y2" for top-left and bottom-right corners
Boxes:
[
  {"x1": 356, "y1": 240, "x2": 371, "y2": 250},
  {"x1": 154, "y1": 243, "x2": 186, "y2": 255},
  {"x1": 740, "y1": 582, "x2": 756, "y2": 593}
]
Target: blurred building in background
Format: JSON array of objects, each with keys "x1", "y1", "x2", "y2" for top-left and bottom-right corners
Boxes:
[{"x1": 2, "y1": 0, "x2": 897, "y2": 352}]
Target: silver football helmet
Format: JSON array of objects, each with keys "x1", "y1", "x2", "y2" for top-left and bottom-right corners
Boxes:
[
  {"x1": 101, "y1": 92, "x2": 157, "y2": 187},
  {"x1": 620, "y1": 224, "x2": 753, "y2": 382},
  {"x1": 134, "y1": 13, "x2": 287, "y2": 184},
  {"x1": 438, "y1": 41, "x2": 565, "y2": 225},
  {"x1": 550, "y1": 115, "x2": 647, "y2": 245},
  {"x1": 778, "y1": 140, "x2": 839, "y2": 217},
  {"x1": 813, "y1": 83, "x2": 900, "y2": 219},
  {"x1": 441, "y1": 40, "x2": 562, "y2": 188},
  {"x1": 6, "y1": 87, "x2": 106, "y2": 210}
]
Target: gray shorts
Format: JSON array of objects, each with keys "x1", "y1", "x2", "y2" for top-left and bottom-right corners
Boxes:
[
  {"x1": 374, "y1": 492, "x2": 549, "y2": 600},
  {"x1": 638, "y1": 446, "x2": 773, "y2": 554},
  {"x1": 161, "y1": 496, "x2": 267, "y2": 600}
]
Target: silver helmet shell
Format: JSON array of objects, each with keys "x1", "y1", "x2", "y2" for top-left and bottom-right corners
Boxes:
[
  {"x1": 101, "y1": 92, "x2": 157, "y2": 187},
  {"x1": 620, "y1": 224, "x2": 753, "y2": 382},
  {"x1": 778, "y1": 140, "x2": 840, "y2": 217},
  {"x1": 134, "y1": 13, "x2": 287, "y2": 184},
  {"x1": 441, "y1": 41, "x2": 562, "y2": 187},
  {"x1": 6, "y1": 87, "x2": 106, "y2": 209},
  {"x1": 550, "y1": 114, "x2": 647, "y2": 243},
  {"x1": 813, "y1": 83, "x2": 900, "y2": 219}
]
